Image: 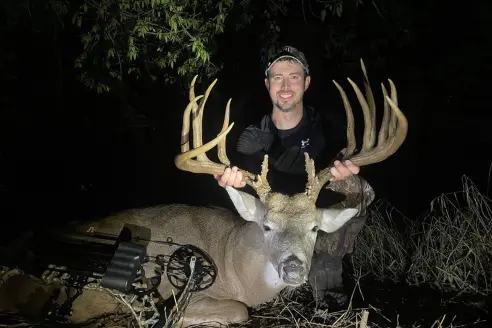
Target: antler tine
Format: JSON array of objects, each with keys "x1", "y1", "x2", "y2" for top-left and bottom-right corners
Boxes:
[
  {"x1": 388, "y1": 79, "x2": 399, "y2": 138},
  {"x1": 188, "y1": 76, "x2": 200, "y2": 154},
  {"x1": 305, "y1": 60, "x2": 408, "y2": 203},
  {"x1": 189, "y1": 76, "x2": 218, "y2": 162},
  {"x1": 251, "y1": 155, "x2": 272, "y2": 202},
  {"x1": 217, "y1": 98, "x2": 232, "y2": 166},
  {"x1": 304, "y1": 152, "x2": 319, "y2": 201},
  {"x1": 175, "y1": 76, "x2": 272, "y2": 202},
  {"x1": 360, "y1": 59, "x2": 377, "y2": 150},
  {"x1": 333, "y1": 80, "x2": 356, "y2": 157}
]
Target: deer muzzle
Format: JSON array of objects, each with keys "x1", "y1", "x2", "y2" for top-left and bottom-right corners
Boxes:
[{"x1": 278, "y1": 255, "x2": 307, "y2": 285}]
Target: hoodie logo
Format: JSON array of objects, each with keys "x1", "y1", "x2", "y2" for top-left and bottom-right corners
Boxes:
[{"x1": 301, "y1": 138, "x2": 310, "y2": 149}]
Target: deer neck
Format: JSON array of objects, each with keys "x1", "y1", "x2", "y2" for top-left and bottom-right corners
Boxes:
[
  {"x1": 225, "y1": 222, "x2": 286, "y2": 306},
  {"x1": 263, "y1": 261, "x2": 285, "y2": 290}
]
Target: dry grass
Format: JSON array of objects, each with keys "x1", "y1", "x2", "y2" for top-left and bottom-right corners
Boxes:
[
  {"x1": 75, "y1": 284, "x2": 467, "y2": 328},
  {"x1": 349, "y1": 199, "x2": 410, "y2": 283},
  {"x1": 406, "y1": 176, "x2": 492, "y2": 295},
  {"x1": 349, "y1": 174, "x2": 492, "y2": 296},
  {"x1": 228, "y1": 284, "x2": 368, "y2": 328}
]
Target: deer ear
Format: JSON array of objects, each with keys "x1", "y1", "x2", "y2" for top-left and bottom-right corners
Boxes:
[
  {"x1": 320, "y1": 208, "x2": 359, "y2": 233},
  {"x1": 225, "y1": 186, "x2": 267, "y2": 222}
]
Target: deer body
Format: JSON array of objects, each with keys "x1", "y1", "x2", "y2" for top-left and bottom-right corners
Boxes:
[
  {"x1": 69, "y1": 187, "x2": 357, "y2": 326},
  {"x1": 79, "y1": 203, "x2": 284, "y2": 306}
]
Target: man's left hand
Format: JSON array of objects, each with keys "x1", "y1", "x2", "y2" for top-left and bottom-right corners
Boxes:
[{"x1": 329, "y1": 160, "x2": 360, "y2": 181}]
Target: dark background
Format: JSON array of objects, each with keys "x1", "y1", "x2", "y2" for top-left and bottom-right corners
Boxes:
[{"x1": 0, "y1": 0, "x2": 491, "y2": 235}]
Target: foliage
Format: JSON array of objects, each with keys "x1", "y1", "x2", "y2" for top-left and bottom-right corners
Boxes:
[
  {"x1": 1, "y1": 0, "x2": 412, "y2": 95},
  {"x1": 73, "y1": 0, "x2": 234, "y2": 93}
]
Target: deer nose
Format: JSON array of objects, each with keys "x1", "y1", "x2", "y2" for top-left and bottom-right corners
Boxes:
[
  {"x1": 279, "y1": 255, "x2": 306, "y2": 285},
  {"x1": 283, "y1": 256, "x2": 304, "y2": 273}
]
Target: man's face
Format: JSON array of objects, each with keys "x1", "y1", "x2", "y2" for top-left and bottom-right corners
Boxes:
[{"x1": 265, "y1": 59, "x2": 311, "y2": 113}]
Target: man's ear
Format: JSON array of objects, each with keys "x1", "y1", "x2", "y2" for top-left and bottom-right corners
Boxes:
[
  {"x1": 320, "y1": 208, "x2": 359, "y2": 233},
  {"x1": 304, "y1": 75, "x2": 311, "y2": 91},
  {"x1": 265, "y1": 78, "x2": 270, "y2": 90},
  {"x1": 225, "y1": 186, "x2": 266, "y2": 222}
]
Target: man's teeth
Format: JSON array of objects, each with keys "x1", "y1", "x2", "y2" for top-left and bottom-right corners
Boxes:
[{"x1": 280, "y1": 94, "x2": 292, "y2": 98}]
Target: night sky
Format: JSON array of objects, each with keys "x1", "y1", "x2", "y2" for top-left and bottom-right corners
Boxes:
[{"x1": 0, "y1": 0, "x2": 491, "y2": 236}]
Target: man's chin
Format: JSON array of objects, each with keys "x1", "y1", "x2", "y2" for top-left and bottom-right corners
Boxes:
[{"x1": 275, "y1": 103, "x2": 296, "y2": 113}]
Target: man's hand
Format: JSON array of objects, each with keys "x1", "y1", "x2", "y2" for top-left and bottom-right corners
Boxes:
[
  {"x1": 329, "y1": 160, "x2": 360, "y2": 181},
  {"x1": 214, "y1": 166, "x2": 246, "y2": 188}
]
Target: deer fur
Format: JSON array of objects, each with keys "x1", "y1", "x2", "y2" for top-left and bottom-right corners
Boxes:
[{"x1": 79, "y1": 187, "x2": 357, "y2": 326}]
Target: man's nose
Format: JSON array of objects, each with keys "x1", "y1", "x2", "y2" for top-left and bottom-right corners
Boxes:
[{"x1": 281, "y1": 78, "x2": 290, "y2": 89}]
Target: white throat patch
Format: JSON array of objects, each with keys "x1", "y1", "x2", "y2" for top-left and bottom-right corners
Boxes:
[{"x1": 264, "y1": 261, "x2": 284, "y2": 289}]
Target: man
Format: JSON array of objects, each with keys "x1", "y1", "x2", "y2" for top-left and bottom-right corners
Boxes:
[{"x1": 214, "y1": 46, "x2": 375, "y2": 305}]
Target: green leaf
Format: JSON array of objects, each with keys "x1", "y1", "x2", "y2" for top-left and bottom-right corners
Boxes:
[{"x1": 73, "y1": 0, "x2": 234, "y2": 92}]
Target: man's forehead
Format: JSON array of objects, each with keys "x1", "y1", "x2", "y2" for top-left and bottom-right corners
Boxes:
[{"x1": 269, "y1": 60, "x2": 305, "y2": 75}]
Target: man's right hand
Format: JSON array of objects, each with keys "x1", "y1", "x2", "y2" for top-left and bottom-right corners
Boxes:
[{"x1": 214, "y1": 166, "x2": 246, "y2": 188}]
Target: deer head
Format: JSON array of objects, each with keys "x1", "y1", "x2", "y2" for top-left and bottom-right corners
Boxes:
[{"x1": 174, "y1": 60, "x2": 408, "y2": 286}]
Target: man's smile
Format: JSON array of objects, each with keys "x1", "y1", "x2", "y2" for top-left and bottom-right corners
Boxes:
[{"x1": 278, "y1": 93, "x2": 294, "y2": 100}]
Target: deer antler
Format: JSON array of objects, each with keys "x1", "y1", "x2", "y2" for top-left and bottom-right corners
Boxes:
[
  {"x1": 305, "y1": 59, "x2": 408, "y2": 202},
  {"x1": 174, "y1": 76, "x2": 272, "y2": 202}
]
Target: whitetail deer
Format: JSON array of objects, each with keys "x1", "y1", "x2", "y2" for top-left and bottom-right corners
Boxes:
[{"x1": 0, "y1": 60, "x2": 407, "y2": 327}]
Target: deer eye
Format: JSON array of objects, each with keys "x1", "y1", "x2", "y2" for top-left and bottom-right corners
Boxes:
[
  {"x1": 263, "y1": 225, "x2": 271, "y2": 232},
  {"x1": 311, "y1": 226, "x2": 319, "y2": 232}
]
